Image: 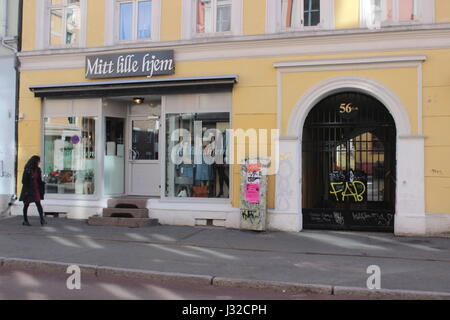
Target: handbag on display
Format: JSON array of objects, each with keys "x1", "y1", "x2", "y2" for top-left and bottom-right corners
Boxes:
[{"x1": 192, "y1": 186, "x2": 208, "y2": 198}]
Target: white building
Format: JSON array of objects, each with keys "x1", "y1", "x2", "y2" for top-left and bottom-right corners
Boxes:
[{"x1": 0, "y1": 0, "x2": 20, "y2": 216}]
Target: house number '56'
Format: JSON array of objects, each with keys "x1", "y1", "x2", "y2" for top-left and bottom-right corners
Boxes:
[{"x1": 339, "y1": 103, "x2": 358, "y2": 114}]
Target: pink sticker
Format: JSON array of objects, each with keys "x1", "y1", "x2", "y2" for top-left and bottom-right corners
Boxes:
[{"x1": 246, "y1": 183, "x2": 260, "y2": 204}]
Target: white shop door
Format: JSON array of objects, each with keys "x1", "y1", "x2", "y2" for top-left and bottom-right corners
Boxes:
[{"x1": 127, "y1": 116, "x2": 160, "y2": 196}]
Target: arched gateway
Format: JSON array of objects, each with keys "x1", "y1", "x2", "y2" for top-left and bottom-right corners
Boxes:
[{"x1": 302, "y1": 92, "x2": 397, "y2": 232}]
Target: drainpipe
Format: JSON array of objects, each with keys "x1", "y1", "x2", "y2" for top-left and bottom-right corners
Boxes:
[{"x1": 12, "y1": 0, "x2": 23, "y2": 207}]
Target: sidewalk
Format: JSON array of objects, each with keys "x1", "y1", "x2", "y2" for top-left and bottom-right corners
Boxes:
[{"x1": 0, "y1": 216, "x2": 449, "y2": 295}]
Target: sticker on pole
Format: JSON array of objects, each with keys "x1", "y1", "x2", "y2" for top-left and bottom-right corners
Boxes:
[{"x1": 246, "y1": 183, "x2": 260, "y2": 203}]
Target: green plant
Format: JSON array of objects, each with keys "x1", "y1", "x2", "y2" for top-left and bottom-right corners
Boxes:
[{"x1": 84, "y1": 169, "x2": 94, "y2": 181}]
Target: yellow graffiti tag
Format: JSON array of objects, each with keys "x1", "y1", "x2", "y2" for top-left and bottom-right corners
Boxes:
[
  {"x1": 280, "y1": 152, "x2": 293, "y2": 161},
  {"x1": 330, "y1": 181, "x2": 366, "y2": 202}
]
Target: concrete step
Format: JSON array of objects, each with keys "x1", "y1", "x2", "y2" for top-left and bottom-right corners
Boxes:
[
  {"x1": 103, "y1": 208, "x2": 149, "y2": 219},
  {"x1": 88, "y1": 217, "x2": 159, "y2": 228},
  {"x1": 107, "y1": 198, "x2": 148, "y2": 209}
]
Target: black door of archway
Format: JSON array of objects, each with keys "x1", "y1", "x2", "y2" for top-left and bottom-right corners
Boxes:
[{"x1": 302, "y1": 92, "x2": 396, "y2": 232}]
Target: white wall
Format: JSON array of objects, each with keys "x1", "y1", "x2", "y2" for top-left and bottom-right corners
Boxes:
[
  {"x1": 0, "y1": 54, "x2": 16, "y2": 215},
  {"x1": 0, "y1": 0, "x2": 19, "y2": 39}
]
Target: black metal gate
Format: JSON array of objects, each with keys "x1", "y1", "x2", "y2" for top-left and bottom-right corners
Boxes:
[{"x1": 302, "y1": 92, "x2": 397, "y2": 232}]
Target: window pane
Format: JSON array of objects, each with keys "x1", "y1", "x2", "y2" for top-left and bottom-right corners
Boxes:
[
  {"x1": 105, "y1": 118, "x2": 125, "y2": 195},
  {"x1": 216, "y1": 0, "x2": 231, "y2": 32},
  {"x1": 50, "y1": 9, "x2": 63, "y2": 45},
  {"x1": 119, "y1": 2, "x2": 133, "y2": 40},
  {"x1": 399, "y1": 0, "x2": 415, "y2": 21},
  {"x1": 197, "y1": 0, "x2": 212, "y2": 33},
  {"x1": 138, "y1": 0, "x2": 152, "y2": 39},
  {"x1": 44, "y1": 117, "x2": 97, "y2": 195},
  {"x1": 385, "y1": 0, "x2": 394, "y2": 21},
  {"x1": 66, "y1": 4, "x2": 80, "y2": 44},
  {"x1": 375, "y1": 0, "x2": 393, "y2": 23},
  {"x1": 366, "y1": 0, "x2": 384, "y2": 25},
  {"x1": 304, "y1": 0, "x2": 320, "y2": 26},
  {"x1": 282, "y1": 0, "x2": 301, "y2": 29},
  {"x1": 132, "y1": 119, "x2": 159, "y2": 160},
  {"x1": 165, "y1": 113, "x2": 230, "y2": 199}
]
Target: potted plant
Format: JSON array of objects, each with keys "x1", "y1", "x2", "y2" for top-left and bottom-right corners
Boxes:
[
  {"x1": 83, "y1": 169, "x2": 94, "y2": 194},
  {"x1": 44, "y1": 170, "x2": 59, "y2": 193}
]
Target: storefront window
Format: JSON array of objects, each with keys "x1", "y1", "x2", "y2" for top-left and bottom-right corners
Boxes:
[
  {"x1": 165, "y1": 113, "x2": 230, "y2": 199},
  {"x1": 43, "y1": 117, "x2": 96, "y2": 195}
]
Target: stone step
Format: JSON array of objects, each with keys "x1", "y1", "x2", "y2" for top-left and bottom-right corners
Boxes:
[
  {"x1": 107, "y1": 198, "x2": 148, "y2": 209},
  {"x1": 88, "y1": 217, "x2": 159, "y2": 228},
  {"x1": 103, "y1": 208, "x2": 149, "y2": 219}
]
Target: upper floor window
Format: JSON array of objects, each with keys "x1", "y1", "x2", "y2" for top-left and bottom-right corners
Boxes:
[
  {"x1": 361, "y1": 0, "x2": 434, "y2": 28},
  {"x1": 182, "y1": 0, "x2": 242, "y2": 39},
  {"x1": 266, "y1": 0, "x2": 333, "y2": 33},
  {"x1": 117, "y1": 0, "x2": 152, "y2": 41},
  {"x1": 281, "y1": 0, "x2": 321, "y2": 29},
  {"x1": 48, "y1": 0, "x2": 81, "y2": 46},
  {"x1": 196, "y1": 0, "x2": 232, "y2": 34}
]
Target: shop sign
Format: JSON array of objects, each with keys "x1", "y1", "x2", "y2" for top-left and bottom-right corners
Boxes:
[{"x1": 85, "y1": 50, "x2": 175, "y2": 79}]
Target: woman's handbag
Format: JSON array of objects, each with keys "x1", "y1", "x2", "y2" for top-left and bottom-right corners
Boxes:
[{"x1": 192, "y1": 186, "x2": 209, "y2": 198}]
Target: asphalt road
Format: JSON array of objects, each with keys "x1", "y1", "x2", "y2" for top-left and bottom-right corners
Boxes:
[
  {"x1": 0, "y1": 216, "x2": 449, "y2": 294},
  {"x1": 0, "y1": 267, "x2": 358, "y2": 300}
]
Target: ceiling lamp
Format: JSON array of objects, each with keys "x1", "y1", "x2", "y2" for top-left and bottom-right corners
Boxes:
[{"x1": 133, "y1": 97, "x2": 144, "y2": 104}]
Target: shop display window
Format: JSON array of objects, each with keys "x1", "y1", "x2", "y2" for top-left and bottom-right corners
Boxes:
[
  {"x1": 165, "y1": 113, "x2": 230, "y2": 199},
  {"x1": 43, "y1": 117, "x2": 97, "y2": 195}
]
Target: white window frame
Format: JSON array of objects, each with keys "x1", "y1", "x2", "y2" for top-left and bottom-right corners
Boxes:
[
  {"x1": 114, "y1": 0, "x2": 160, "y2": 43},
  {"x1": 40, "y1": 0, "x2": 87, "y2": 49},
  {"x1": 182, "y1": 0, "x2": 243, "y2": 40},
  {"x1": 266, "y1": 0, "x2": 334, "y2": 34},
  {"x1": 41, "y1": 98, "x2": 103, "y2": 201},
  {"x1": 104, "y1": 0, "x2": 160, "y2": 45},
  {"x1": 360, "y1": 0, "x2": 435, "y2": 28},
  {"x1": 161, "y1": 93, "x2": 233, "y2": 203}
]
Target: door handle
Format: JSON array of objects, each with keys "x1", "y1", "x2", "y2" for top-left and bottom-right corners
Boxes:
[{"x1": 129, "y1": 149, "x2": 136, "y2": 161}]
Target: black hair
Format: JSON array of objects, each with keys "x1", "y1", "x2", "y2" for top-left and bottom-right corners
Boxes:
[{"x1": 24, "y1": 155, "x2": 41, "y2": 171}]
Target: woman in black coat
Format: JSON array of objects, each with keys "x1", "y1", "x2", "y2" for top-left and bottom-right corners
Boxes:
[{"x1": 19, "y1": 155, "x2": 47, "y2": 226}]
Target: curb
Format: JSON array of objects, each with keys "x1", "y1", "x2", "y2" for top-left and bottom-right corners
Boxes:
[
  {"x1": 96, "y1": 266, "x2": 212, "y2": 285},
  {"x1": 1, "y1": 257, "x2": 97, "y2": 274},
  {"x1": 1, "y1": 257, "x2": 450, "y2": 300},
  {"x1": 333, "y1": 286, "x2": 450, "y2": 300},
  {"x1": 0, "y1": 257, "x2": 212, "y2": 286},
  {"x1": 212, "y1": 277, "x2": 333, "y2": 295}
]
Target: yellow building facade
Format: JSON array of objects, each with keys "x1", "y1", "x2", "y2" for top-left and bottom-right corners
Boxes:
[{"x1": 16, "y1": 0, "x2": 450, "y2": 236}]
